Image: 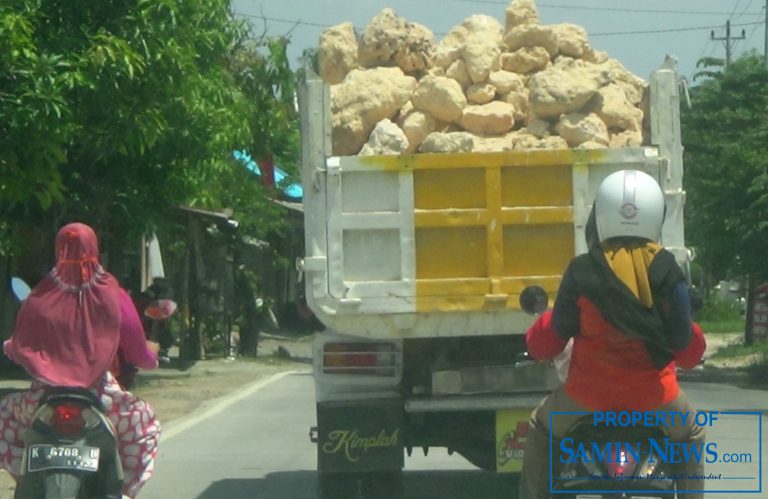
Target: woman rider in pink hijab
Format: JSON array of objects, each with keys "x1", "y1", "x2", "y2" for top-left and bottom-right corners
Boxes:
[{"x1": 2, "y1": 222, "x2": 160, "y2": 498}]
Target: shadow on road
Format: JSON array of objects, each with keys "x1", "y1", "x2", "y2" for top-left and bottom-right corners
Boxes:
[{"x1": 195, "y1": 469, "x2": 520, "y2": 499}]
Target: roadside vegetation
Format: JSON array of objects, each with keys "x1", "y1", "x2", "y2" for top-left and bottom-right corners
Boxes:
[
  {"x1": 698, "y1": 295, "x2": 768, "y2": 388},
  {"x1": 696, "y1": 295, "x2": 746, "y2": 334},
  {"x1": 0, "y1": 0, "x2": 299, "y2": 271}
]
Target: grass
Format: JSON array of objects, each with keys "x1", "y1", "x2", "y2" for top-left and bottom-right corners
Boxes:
[
  {"x1": 696, "y1": 294, "x2": 746, "y2": 334},
  {"x1": 709, "y1": 338, "x2": 768, "y2": 359},
  {"x1": 698, "y1": 319, "x2": 745, "y2": 334}
]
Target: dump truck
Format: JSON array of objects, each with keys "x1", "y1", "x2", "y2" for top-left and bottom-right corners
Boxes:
[{"x1": 297, "y1": 63, "x2": 688, "y2": 499}]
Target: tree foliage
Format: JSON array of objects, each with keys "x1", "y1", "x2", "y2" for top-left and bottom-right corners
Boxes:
[
  {"x1": 0, "y1": 0, "x2": 299, "y2": 273},
  {"x1": 681, "y1": 54, "x2": 768, "y2": 284}
]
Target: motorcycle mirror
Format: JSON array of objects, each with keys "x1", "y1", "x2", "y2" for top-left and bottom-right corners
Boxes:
[
  {"x1": 145, "y1": 299, "x2": 178, "y2": 320},
  {"x1": 10, "y1": 277, "x2": 31, "y2": 302},
  {"x1": 519, "y1": 285, "x2": 549, "y2": 315}
]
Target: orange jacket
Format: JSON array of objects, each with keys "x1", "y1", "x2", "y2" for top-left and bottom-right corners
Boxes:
[{"x1": 526, "y1": 306, "x2": 706, "y2": 411}]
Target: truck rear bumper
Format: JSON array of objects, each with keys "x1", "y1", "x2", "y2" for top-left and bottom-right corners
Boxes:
[{"x1": 405, "y1": 393, "x2": 548, "y2": 413}]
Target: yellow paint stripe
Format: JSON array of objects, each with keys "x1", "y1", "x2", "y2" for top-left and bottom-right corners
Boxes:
[
  {"x1": 499, "y1": 207, "x2": 574, "y2": 225},
  {"x1": 414, "y1": 209, "x2": 488, "y2": 227},
  {"x1": 486, "y1": 166, "x2": 504, "y2": 296},
  {"x1": 359, "y1": 149, "x2": 609, "y2": 171}
]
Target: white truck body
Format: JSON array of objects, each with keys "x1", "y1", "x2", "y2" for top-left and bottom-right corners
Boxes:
[
  {"x1": 299, "y1": 64, "x2": 687, "y2": 496},
  {"x1": 300, "y1": 70, "x2": 686, "y2": 340}
]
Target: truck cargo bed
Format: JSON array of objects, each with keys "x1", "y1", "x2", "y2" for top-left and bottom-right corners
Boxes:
[{"x1": 299, "y1": 70, "x2": 686, "y2": 339}]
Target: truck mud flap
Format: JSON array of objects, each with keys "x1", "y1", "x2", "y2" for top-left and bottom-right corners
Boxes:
[{"x1": 316, "y1": 398, "x2": 403, "y2": 473}]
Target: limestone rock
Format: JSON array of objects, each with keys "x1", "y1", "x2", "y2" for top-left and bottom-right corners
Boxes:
[
  {"x1": 460, "y1": 101, "x2": 516, "y2": 135},
  {"x1": 508, "y1": 131, "x2": 568, "y2": 151},
  {"x1": 597, "y1": 58, "x2": 647, "y2": 105},
  {"x1": 500, "y1": 46, "x2": 551, "y2": 74},
  {"x1": 551, "y1": 24, "x2": 591, "y2": 59},
  {"x1": 358, "y1": 9, "x2": 435, "y2": 74},
  {"x1": 472, "y1": 134, "x2": 516, "y2": 152},
  {"x1": 489, "y1": 70, "x2": 525, "y2": 94},
  {"x1": 585, "y1": 49, "x2": 610, "y2": 64},
  {"x1": 555, "y1": 112, "x2": 609, "y2": 147},
  {"x1": 592, "y1": 84, "x2": 643, "y2": 131},
  {"x1": 419, "y1": 131, "x2": 475, "y2": 153},
  {"x1": 609, "y1": 129, "x2": 643, "y2": 148},
  {"x1": 411, "y1": 75, "x2": 467, "y2": 122},
  {"x1": 505, "y1": 0, "x2": 540, "y2": 31},
  {"x1": 331, "y1": 67, "x2": 418, "y2": 155},
  {"x1": 576, "y1": 140, "x2": 607, "y2": 150},
  {"x1": 326, "y1": 2, "x2": 649, "y2": 156},
  {"x1": 500, "y1": 89, "x2": 529, "y2": 123},
  {"x1": 318, "y1": 23, "x2": 359, "y2": 85},
  {"x1": 398, "y1": 110, "x2": 437, "y2": 153},
  {"x1": 466, "y1": 83, "x2": 497, "y2": 104},
  {"x1": 446, "y1": 59, "x2": 472, "y2": 88},
  {"x1": 434, "y1": 26, "x2": 468, "y2": 69},
  {"x1": 359, "y1": 119, "x2": 410, "y2": 156},
  {"x1": 504, "y1": 24, "x2": 559, "y2": 57},
  {"x1": 528, "y1": 64, "x2": 607, "y2": 118},
  {"x1": 537, "y1": 135, "x2": 569, "y2": 150},
  {"x1": 504, "y1": 23, "x2": 591, "y2": 60},
  {"x1": 461, "y1": 15, "x2": 503, "y2": 83},
  {"x1": 525, "y1": 114, "x2": 552, "y2": 138}
]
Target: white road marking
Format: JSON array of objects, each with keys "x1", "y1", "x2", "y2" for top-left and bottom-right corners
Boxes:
[{"x1": 159, "y1": 370, "x2": 309, "y2": 441}]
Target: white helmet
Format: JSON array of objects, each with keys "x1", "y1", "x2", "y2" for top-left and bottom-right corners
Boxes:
[{"x1": 594, "y1": 169, "x2": 665, "y2": 242}]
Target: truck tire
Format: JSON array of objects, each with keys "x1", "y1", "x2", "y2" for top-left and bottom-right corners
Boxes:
[
  {"x1": 360, "y1": 471, "x2": 404, "y2": 499},
  {"x1": 317, "y1": 472, "x2": 359, "y2": 499}
]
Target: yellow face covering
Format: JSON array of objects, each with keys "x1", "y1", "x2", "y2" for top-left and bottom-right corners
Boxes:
[{"x1": 601, "y1": 240, "x2": 663, "y2": 308}]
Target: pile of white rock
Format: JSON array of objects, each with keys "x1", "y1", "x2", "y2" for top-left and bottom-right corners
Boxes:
[{"x1": 316, "y1": 0, "x2": 648, "y2": 156}]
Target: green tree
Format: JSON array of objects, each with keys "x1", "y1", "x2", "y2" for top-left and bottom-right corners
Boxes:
[
  {"x1": 0, "y1": 0, "x2": 299, "y2": 270},
  {"x1": 681, "y1": 54, "x2": 768, "y2": 286}
]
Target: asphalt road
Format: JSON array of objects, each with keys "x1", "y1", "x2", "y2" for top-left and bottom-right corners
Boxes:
[{"x1": 140, "y1": 372, "x2": 767, "y2": 499}]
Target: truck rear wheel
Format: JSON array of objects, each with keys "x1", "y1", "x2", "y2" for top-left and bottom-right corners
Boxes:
[
  {"x1": 317, "y1": 472, "x2": 358, "y2": 499},
  {"x1": 361, "y1": 471, "x2": 404, "y2": 499}
]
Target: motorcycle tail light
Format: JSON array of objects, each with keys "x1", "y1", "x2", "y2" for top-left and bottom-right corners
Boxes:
[
  {"x1": 51, "y1": 402, "x2": 86, "y2": 437},
  {"x1": 604, "y1": 448, "x2": 638, "y2": 477}
]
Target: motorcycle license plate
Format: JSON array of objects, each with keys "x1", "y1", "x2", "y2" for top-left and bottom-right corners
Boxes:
[{"x1": 27, "y1": 444, "x2": 100, "y2": 472}]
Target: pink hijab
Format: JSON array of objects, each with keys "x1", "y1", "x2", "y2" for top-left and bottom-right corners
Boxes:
[{"x1": 5, "y1": 223, "x2": 121, "y2": 388}]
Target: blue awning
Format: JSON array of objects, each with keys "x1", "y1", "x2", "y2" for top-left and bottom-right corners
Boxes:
[{"x1": 233, "y1": 150, "x2": 303, "y2": 201}]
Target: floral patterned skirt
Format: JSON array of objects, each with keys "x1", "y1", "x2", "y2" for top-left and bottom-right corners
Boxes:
[{"x1": 0, "y1": 372, "x2": 160, "y2": 498}]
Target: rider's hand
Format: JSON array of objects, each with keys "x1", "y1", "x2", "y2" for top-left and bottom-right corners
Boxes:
[{"x1": 146, "y1": 340, "x2": 160, "y2": 354}]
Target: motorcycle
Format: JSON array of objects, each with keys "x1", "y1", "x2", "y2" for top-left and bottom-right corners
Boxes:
[
  {"x1": 14, "y1": 388, "x2": 123, "y2": 499},
  {"x1": 9, "y1": 277, "x2": 179, "y2": 498},
  {"x1": 518, "y1": 286, "x2": 679, "y2": 499},
  {"x1": 9, "y1": 277, "x2": 124, "y2": 498},
  {"x1": 551, "y1": 417, "x2": 677, "y2": 498}
]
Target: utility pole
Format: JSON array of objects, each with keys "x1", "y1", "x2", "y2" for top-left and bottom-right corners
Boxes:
[
  {"x1": 764, "y1": 0, "x2": 768, "y2": 68},
  {"x1": 711, "y1": 20, "x2": 746, "y2": 66}
]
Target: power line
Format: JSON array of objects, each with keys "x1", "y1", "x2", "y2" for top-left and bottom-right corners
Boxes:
[
  {"x1": 729, "y1": 0, "x2": 743, "y2": 19},
  {"x1": 234, "y1": 11, "x2": 764, "y2": 39},
  {"x1": 591, "y1": 21, "x2": 763, "y2": 37},
  {"x1": 734, "y1": 0, "x2": 756, "y2": 20},
  {"x1": 234, "y1": 12, "x2": 332, "y2": 29},
  {"x1": 449, "y1": 0, "x2": 764, "y2": 16}
]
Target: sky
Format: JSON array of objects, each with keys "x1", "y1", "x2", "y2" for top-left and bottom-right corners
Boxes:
[{"x1": 230, "y1": 0, "x2": 767, "y2": 84}]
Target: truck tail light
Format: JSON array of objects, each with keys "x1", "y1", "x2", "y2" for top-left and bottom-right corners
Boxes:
[{"x1": 323, "y1": 342, "x2": 397, "y2": 376}]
